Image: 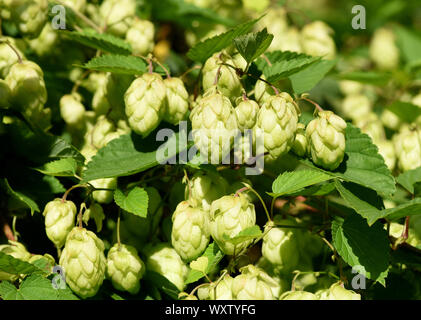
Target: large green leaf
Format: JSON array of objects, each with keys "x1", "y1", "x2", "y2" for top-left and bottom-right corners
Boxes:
[
  {"x1": 187, "y1": 17, "x2": 260, "y2": 63},
  {"x1": 233, "y1": 28, "x2": 273, "y2": 65},
  {"x1": 386, "y1": 101, "x2": 421, "y2": 124},
  {"x1": 255, "y1": 51, "x2": 320, "y2": 82},
  {"x1": 381, "y1": 198, "x2": 421, "y2": 221},
  {"x1": 394, "y1": 26, "x2": 421, "y2": 64},
  {"x1": 0, "y1": 252, "x2": 44, "y2": 275},
  {"x1": 82, "y1": 130, "x2": 192, "y2": 181},
  {"x1": 82, "y1": 55, "x2": 147, "y2": 75},
  {"x1": 35, "y1": 159, "x2": 77, "y2": 177},
  {"x1": 337, "y1": 71, "x2": 391, "y2": 86},
  {"x1": 114, "y1": 187, "x2": 149, "y2": 218},
  {"x1": 396, "y1": 167, "x2": 421, "y2": 194},
  {"x1": 300, "y1": 124, "x2": 396, "y2": 196},
  {"x1": 289, "y1": 59, "x2": 337, "y2": 94},
  {"x1": 1, "y1": 179, "x2": 39, "y2": 215},
  {"x1": 332, "y1": 213, "x2": 390, "y2": 285}
]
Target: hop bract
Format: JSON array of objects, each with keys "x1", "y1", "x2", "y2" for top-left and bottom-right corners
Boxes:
[
  {"x1": 106, "y1": 243, "x2": 146, "y2": 294},
  {"x1": 126, "y1": 18, "x2": 155, "y2": 56},
  {"x1": 90, "y1": 177, "x2": 117, "y2": 204},
  {"x1": 280, "y1": 291, "x2": 318, "y2": 300},
  {"x1": 43, "y1": 198, "x2": 77, "y2": 248},
  {"x1": 209, "y1": 193, "x2": 256, "y2": 255},
  {"x1": 99, "y1": 0, "x2": 136, "y2": 37},
  {"x1": 162, "y1": 77, "x2": 189, "y2": 125},
  {"x1": 253, "y1": 93, "x2": 300, "y2": 162},
  {"x1": 59, "y1": 227, "x2": 106, "y2": 299},
  {"x1": 235, "y1": 99, "x2": 259, "y2": 131},
  {"x1": 124, "y1": 72, "x2": 166, "y2": 137},
  {"x1": 306, "y1": 110, "x2": 347, "y2": 170},
  {"x1": 300, "y1": 21, "x2": 336, "y2": 59},
  {"x1": 393, "y1": 126, "x2": 421, "y2": 172},
  {"x1": 231, "y1": 265, "x2": 276, "y2": 300},
  {"x1": 369, "y1": 28, "x2": 399, "y2": 70},
  {"x1": 60, "y1": 93, "x2": 86, "y2": 129},
  {"x1": 171, "y1": 201, "x2": 210, "y2": 262}
]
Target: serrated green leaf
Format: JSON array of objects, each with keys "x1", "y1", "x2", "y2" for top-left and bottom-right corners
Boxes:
[
  {"x1": 223, "y1": 225, "x2": 262, "y2": 245},
  {"x1": 82, "y1": 54, "x2": 148, "y2": 75},
  {"x1": 35, "y1": 158, "x2": 77, "y2": 177},
  {"x1": 394, "y1": 26, "x2": 421, "y2": 64},
  {"x1": 114, "y1": 187, "x2": 148, "y2": 218},
  {"x1": 255, "y1": 51, "x2": 321, "y2": 82},
  {"x1": 61, "y1": 29, "x2": 132, "y2": 55},
  {"x1": 289, "y1": 59, "x2": 337, "y2": 94},
  {"x1": 82, "y1": 130, "x2": 192, "y2": 181},
  {"x1": 396, "y1": 167, "x2": 421, "y2": 194},
  {"x1": 0, "y1": 251, "x2": 43, "y2": 275},
  {"x1": 0, "y1": 281, "x2": 22, "y2": 300},
  {"x1": 1, "y1": 179, "x2": 39, "y2": 215},
  {"x1": 270, "y1": 170, "x2": 333, "y2": 197},
  {"x1": 381, "y1": 198, "x2": 421, "y2": 221},
  {"x1": 233, "y1": 28, "x2": 273, "y2": 65},
  {"x1": 337, "y1": 71, "x2": 391, "y2": 86},
  {"x1": 386, "y1": 101, "x2": 421, "y2": 123},
  {"x1": 300, "y1": 124, "x2": 396, "y2": 196},
  {"x1": 143, "y1": 270, "x2": 179, "y2": 300},
  {"x1": 189, "y1": 257, "x2": 208, "y2": 274},
  {"x1": 332, "y1": 213, "x2": 390, "y2": 285},
  {"x1": 185, "y1": 242, "x2": 224, "y2": 285},
  {"x1": 334, "y1": 180, "x2": 385, "y2": 226},
  {"x1": 286, "y1": 182, "x2": 336, "y2": 197},
  {"x1": 187, "y1": 17, "x2": 261, "y2": 63}
]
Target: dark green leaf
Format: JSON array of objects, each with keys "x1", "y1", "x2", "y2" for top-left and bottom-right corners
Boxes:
[
  {"x1": 0, "y1": 251, "x2": 43, "y2": 275},
  {"x1": 1, "y1": 179, "x2": 39, "y2": 215},
  {"x1": 82, "y1": 54, "x2": 148, "y2": 75},
  {"x1": 396, "y1": 167, "x2": 421, "y2": 194},
  {"x1": 337, "y1": 71, "x2": 391, "y2": 86},
  {"x1": 233, "y1": 28, "x2": 273, "y2": 65},
  {"x1": 386, "y1": 101, "x2": 421, "y2": 123},
  {"x1": 223, "y1": 225, "x2": 262, "y2": 245},
  {"x1": 114, "y1": 187, "x2": 149, "y2": 218},
  {"x1": 35, "y1": 158, "x2": 77, "y2": 177}
]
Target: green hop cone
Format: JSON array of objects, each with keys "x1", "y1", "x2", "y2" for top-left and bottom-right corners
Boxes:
[
  {"x1": 0, "y1": 79, "x2": 11, "y2": 108},
  {"x1": 253, "y1": 93, "x2": 300, "y2": 162},
  {"x1": 254, "y1": 75, "x2": 276, "y2": 105},
  {"x1": 3, "y1": 0, "x2": 48, "y2": 38},
  {"x1": 106, "y1": 243, "x2": 146, "y2": 294},
  {"x1": 369, "y1": 28, "x2": 399, "y2": 70},
  {"x1": 171, "y1": 201, "x2": 210, "y2": 262},
  {"x1": 144, "y1": 243, "x2": 189, "y2": 292},
  {"x1": 339, "y1": 80, "x2": 363, "y2": 96},
  {"x1": 190, "y1": 87, "x2": 239, "y2": 163},
  {"x1": 255, "y1": 257, "x2": 289, "y2": 298},
  {"x1": 61, "y1": 0, "x2": 86, "y2": 12},
  {"x1": 0, "y1": 241, "x2": 32, "y2": 281},
  {"x1": 90, "y1": 177, "x2": 117, "y2": 204},
  {"x1": 209, "y1": 193, "x2": 256, "y2": 255},
  {"x1": 126, "y1": 18, "x2": 155, "y2": 56},
  {"x1": 0, "y1": 37, "x2": 25, "y2": 77},
  {"x1": 5, "y1": 60, "x2": 49, "y2": 128},
  {"x1": 300, "y1": 21, "x2": 336, "y2": 59},
  {"x1": 185, "y1": 171, "x2": 229, "y2": 211},
  {"x1": 377, "y1": 140, "x2": 396, "y2": 171},
  {"x1": 292, "y1": 123, "x2": 308, "y2": 157},
  {"x1": 231, "y1": 265, "x2": 276, "y2": 300},
  {"x1": 354, "y1": 112, "x2": 385, "y2": 144},
  {"x1": 279, "y1": 291, "x2": 318, "y2": 300},
  {"x1": 256, "y1": 7, "x2": 288, "y2": 52},
  {"x1": 99, "y1": 0, "x2": 136, "y2": 37},
  {"x1": 261, "y1": 218, "x2": 301, "y2": 272},
  {"x1": 28, "y1": 24, "x2": 59, "y2": 57},
  {"x1": 59, "y1": 93, "x2": 86, "y2": 129},
  {"x1": 197, "y1": 274, "x2": 234, "y2": 300},
  {"x1": 202, "y1": 53, "x2": 242, "y2": 103},
  {"x1": 341, "y1": 94, "x2": 372, "y2": 121},
  {"x1": 316, "y1": 282, "x2": 361, "y2": 300},
  {"x1": 59, "y1": 227, "x2": 106, "y2": 299},
  {"x1": 42, "y1": 198, "x2": 77, "y2": 248},
  {"x1": 306, "y1": 110, "x2": 347, "y2": 171},
  {"x1": 124, "y1": 72, "x2": 166, "y2": 137},
  {"x1": 89, "y1": 115, "x2": 129, "y2": 150},
  {"x1": 235, "y1": 98, "x2": 259, "y2": 131},
  {"x1": 162, "y1": 77, "x2": 189, "y2": 125},
  {"x1": 393, "y1": 125, "x2": 421, "y2": 172}
]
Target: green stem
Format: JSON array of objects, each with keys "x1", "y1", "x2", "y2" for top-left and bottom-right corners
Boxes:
[
  {"x1": 117, "y1": 210, "x2": 121, "y2": 249},
  {"x1": 247, "y1": 186, "x2": 271, "y2": 222}
]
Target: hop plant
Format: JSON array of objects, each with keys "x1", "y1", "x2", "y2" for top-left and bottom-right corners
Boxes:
[
  {"x1": 253, "y1": 93, "x2": 300, "y2": 162},
  {"x1": 369, "y1": 28, "x2": 399, "y2": 70},
  {"x1": 231, "y1": 265, "x2": 276, "y2": 300},
  {"x1": 393, "y1": 126, "x2": 421, "y2": 172},
  {"x1": 162, "y1": 77, "x2": 189, "y2": 125},
  {"x1": 60, "y1": 93, "x2": 86, "y2": 129},
  {"x1": 2, "y1": 0, "x2": 48, "y2": 38},
  {"x1": 126, "y1": 18, "x2": 155, "y2": 56},
  {"x1": 202, "y1": 53, "x2": 242, "y2": 102},
  {"x1": 235, "y1": 98, "x2": 259, "y2": 131},
  {"x1": 354, "y1": 112, "x2": 385, "y2": 144},
  {"x1": 90, "y1": 177, "x2": 117, "y2": 204},
  {"x1": 341, "y1": 94, "x2": 372, "y2": 121},
  {"x1": 99, "y1": 0, "x2": 136, "y2": 37},
  {"x1": 171, "y1": 201, "x2": 210, "y2": 262},
  {"x1": 190, "y1": 86, "x2": 239, "y2": 163},
  {"x1": 292, "y1": 123, "x2": 308, "y2": 157},
  {"x1": 209, "y1": 193, "x2": 256, "y2": 255},
  {"x1": 300, "y1": 21, "x2": 336, "y2": 59},
  {"x1": 144, "y1": 243, "x2": 189, "y2": 292},
  {"x1": 0, "y1": 37, "x2": 25, "y2": 77},
  {"x1": 124, "y1": 72, "x2": 166, "y2": 137},
  {"x1": 280, "y1": 291, "x2": 318, "y2": 300},
  {"x1": 339, "y1": 80, "x2": 364, "y2": 96},
  {"x1": 197, "y1": 274, "x2": 234, "y2": 300},
  {"x1": 185, "y1": 171, "x2": 229, "y2": 212},
  {"x1": 261, "y1": 218, "x2": 301, "y2": 272},
  {"x1": 306, "y1": 110, "x2": 347, "y2": 171},
  {"x1": 42, "y1": 198, "x2": 77, "y2": 248},
  {"x1": 106, "y1": 243, "x2": 146, "y2": 294},
  {"x1": 59, "y1": 227, "x2": 106, "y2": 299}
]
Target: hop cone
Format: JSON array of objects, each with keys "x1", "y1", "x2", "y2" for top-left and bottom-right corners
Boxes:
[
  {"x1": 231, "y1": 265, "x2": 276, "y2": 300},
  {"x1": 0, "y1": 37, "x2": 25, "y2": 77},
  {"x1": 190, "y1": 87, "x2": 239, "y2": 163},
  {"x1": 209, "y1": 193, "x2": 256, "y2": 255},
  {"x1": 369, "y1": 28, "x2": 399, "y2": 70},
  {"x1": 306, "y1": 110, "x2": 347, "y2": 171},
  {"x1": 126, "y1": 18, "x2": 155, "y2": 56},
  {"x1": 300, "y1": 21, "x2": 336, "y2": 59},
  {"x1": 106, "y1": 243, "x2": 146, "y2": 294},
  {"x1": 292, "y1": 123, "x2": 308, "y2": 157},
  {"x1": 124, "y1": 72, "x2": 166, "y2": 137},
  {"x1": 393, "y1": 126, "x2": 421, "y2": 172},
  {"x1": 59, "y1": 227, "x2": 106, "y2": 299},
  {"x1": 0, "y1": 80, "x2": 11, "y2": 108},
  {"x1": 235, "y1": 98, "x2": 259, "y2": 131},
  {"x1": 171, "y1": 201, "x2": 210, "y2": 262},
  {"x1": 162, "y1": 77, "x2": 189, "y2": 125},
  {"x1": 253, "y1": 93, "x2": 300, "y2": 162},
  {"x1": 342, "y1": 94, "x2": 371, "y2": 121},
  {"x1": 99, "y1": 0, "x2": 136, "y2": 37},
  {"x1": 90, "y1": 177, "x2": 117, "y2": 204},
  {"x1": 60, "y1": 93, "x2": 86, "y2": 129},
  {"x1": 197, "y1": 274, "x2": 234, "y2": 300},
  {"x1": 43, "y1": 198, "x2": 77, "y2": 248},
  {"x1": 316, "y1": 282, "x2": 360, "y2": 300},
  {"x1": 280, "y1": 291, "x2": 318, "y2": 300}
]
